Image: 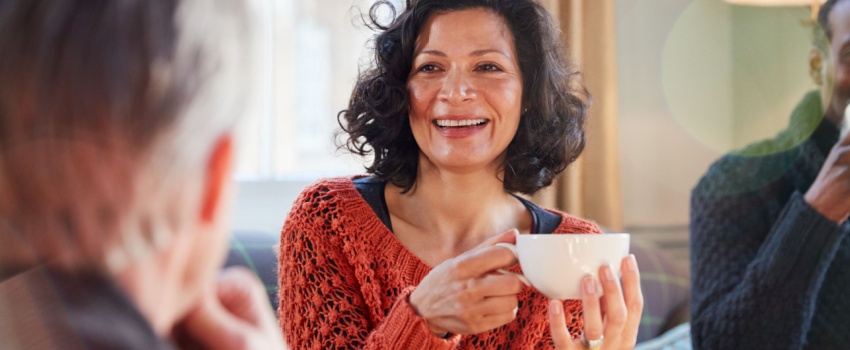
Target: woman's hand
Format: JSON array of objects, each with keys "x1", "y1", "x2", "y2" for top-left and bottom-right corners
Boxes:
[
  {"x1": 548, "y1": 254, "x2": 643, "y2": 350},
  {"x1": 409, "y1": 229, "x2": 524, "y2": 337},
  {"x1": 173, "y1": 267, "x2": 286, "y2": 350}
]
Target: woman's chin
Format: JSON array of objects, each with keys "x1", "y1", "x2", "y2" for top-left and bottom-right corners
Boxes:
[{"x1": 423, "y1": 155, "x2": 501, "y2": 175}]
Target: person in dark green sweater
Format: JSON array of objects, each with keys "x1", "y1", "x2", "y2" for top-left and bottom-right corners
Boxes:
[{"x1": 690, "y1": 1, "x2": 850, "y2": 348}]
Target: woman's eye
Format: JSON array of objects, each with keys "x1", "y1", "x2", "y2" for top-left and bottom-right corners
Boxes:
[
  {"x1": 418, "y1": 64, "x2": 439, "y2": 73},
  {"x1": 477, "y1": 63, "x2": 503, "y2": 72}
]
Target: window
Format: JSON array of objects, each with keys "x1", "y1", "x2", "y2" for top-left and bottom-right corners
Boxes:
[
  {"x1": 235, "y1": 0, "x2": 405, "y2": 181},
  {"x1": 231, "y1": 0, "x2": 404, "y2": 232}
]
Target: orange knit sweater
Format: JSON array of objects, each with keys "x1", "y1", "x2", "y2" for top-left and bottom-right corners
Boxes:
[{"x1": 278, "y1": 177, "x2": 601, "y2": 349}]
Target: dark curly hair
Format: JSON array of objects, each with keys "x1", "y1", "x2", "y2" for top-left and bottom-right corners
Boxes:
[{"x1": 338, "y1": 0, "x2": 588, "y2": 195}]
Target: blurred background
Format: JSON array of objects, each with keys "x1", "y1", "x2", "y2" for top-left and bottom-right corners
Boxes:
[{"x1": 230, "y1": 0, "x2": 819, "y2": 269}]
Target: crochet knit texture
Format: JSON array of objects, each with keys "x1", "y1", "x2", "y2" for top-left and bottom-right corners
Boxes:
[{"x1": 278, "y1": 177, "x2": 601, "y2": 349}]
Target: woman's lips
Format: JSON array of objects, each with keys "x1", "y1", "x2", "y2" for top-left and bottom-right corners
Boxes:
[{"x1": 432, "y1": 118, "x2": 489, "y2": 138}]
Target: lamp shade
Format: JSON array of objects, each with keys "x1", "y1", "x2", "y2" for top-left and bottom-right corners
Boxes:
[{"x1": 724, "y1": 0, "x2": 824, "y2": 6}]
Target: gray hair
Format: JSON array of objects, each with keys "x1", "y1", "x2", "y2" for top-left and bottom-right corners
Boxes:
[{"x1": 0, "y1": 0, "x2": 256, "y2": 271}]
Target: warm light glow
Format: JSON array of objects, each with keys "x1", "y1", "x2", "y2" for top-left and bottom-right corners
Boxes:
[{"x1": 724, "y1": 0, "x2": 823, "y2": 6}]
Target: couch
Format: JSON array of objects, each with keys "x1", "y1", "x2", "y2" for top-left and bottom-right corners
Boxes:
[{"x1": 224, "y1": 231, "x2": 691, "y2": 345}]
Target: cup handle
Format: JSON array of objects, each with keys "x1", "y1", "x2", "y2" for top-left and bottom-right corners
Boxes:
[{"x1": 494, "y1": 242, "x2": 532, "y2": 287}]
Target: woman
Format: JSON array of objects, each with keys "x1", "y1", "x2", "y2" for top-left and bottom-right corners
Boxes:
[{"x1": 278, "y1": 0, "x2": 643, "y2": 348}]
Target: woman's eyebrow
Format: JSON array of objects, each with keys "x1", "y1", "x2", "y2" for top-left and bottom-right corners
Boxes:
[
  {"x1": 418, "y1": 49, "x2": 446, "y2": 57},
  {"x1": 470, "y1": 48, "x2": 510, "y2": 58},
  {"x1": 416, "y1": 48, "x2": 511, "y2": 58}
]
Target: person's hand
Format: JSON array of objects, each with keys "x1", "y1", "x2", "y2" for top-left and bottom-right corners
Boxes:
[
  {"x1": 805, "y1": 130, "x2": 850, "y2": 223},
  {"x1": 409, "y1": 229, "x2": 524, "y2": 337},
  {"x1": 173, "y1": 266, "x2": 286, "y2": 350},
  {"x1": 548, "y1": 254, "x2": 643, "y2": 350}
]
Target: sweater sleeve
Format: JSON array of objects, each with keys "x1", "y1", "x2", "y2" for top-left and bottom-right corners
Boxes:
[
  {"x1": 278, "y1": 184, "x2": 459, "y2": 350},
  {"x1": 690, "y1": 189, "x2": 846, "y2": 350}
]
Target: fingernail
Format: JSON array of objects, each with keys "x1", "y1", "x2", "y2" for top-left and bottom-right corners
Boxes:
[
  {"x1": 626, "y1": 254, "x2": 638, "y2": 272},
  {"x1": 603, "y1": 264, "x2": 616, "y2": 281},
  {"x1": 582, "y1": 276, "x2": 596, "y2": 294},
  {"x1": 513, "y1": 307, "x2": 518, "y2": 316},
  {"x1": 549, "y1": 300, "x2": 562, "y2": 315}
]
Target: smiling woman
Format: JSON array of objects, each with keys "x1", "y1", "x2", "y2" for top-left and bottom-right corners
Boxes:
[
  {"x1": 337, "y1": 0, "x2": 588, "y2": 195},
  {"x1": 278, "y1": 1, "x2": 644, "y2": 349}
]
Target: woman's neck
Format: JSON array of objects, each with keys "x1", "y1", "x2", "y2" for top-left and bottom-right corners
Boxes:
[{"x1": 385, "y1": 156, "x2": 531, "y2": 256}]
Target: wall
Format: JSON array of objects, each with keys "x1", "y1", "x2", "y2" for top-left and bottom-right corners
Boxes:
[
  {"x1": 616, "y1": 0, "x2": 812, "y2": 262},
  {"x1": 731, "y1": 6, "x2": 812, "y2": 148}
]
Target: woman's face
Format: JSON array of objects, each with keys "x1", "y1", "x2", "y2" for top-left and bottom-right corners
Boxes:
[{"x1": 407, "y1": 8, "x2": 523, "y2": 174}]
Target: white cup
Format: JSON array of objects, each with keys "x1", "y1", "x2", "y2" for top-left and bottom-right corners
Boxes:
[{"x1": 496, "y1": 233, "x2": 630, "y2": 300}]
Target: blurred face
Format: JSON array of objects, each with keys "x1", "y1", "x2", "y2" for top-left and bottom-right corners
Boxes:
[
  {"x1": 407, "y1": 8, "x2": 523, "y2": 173},
  {"x1": 825, "y1": 0, "x2": 850, "y2": 123}
]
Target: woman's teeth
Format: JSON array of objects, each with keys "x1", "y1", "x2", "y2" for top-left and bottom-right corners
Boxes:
[{"x1": 435, "y1": 119, "x2": 487, "y2": 127}]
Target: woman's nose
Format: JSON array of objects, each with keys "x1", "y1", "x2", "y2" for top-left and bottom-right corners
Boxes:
[{"x1": 437, "y1": 69, "x2": 476, "y2": 104}]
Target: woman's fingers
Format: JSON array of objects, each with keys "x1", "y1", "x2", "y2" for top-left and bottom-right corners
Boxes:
[
  {"x1": 427, "y1": 293, "x2": 520, "y2": 334},
  {"x1": 618, "y1": 254, "x2": 644, "y2": 348},
  {"x1": 582, "y1": 258, "x2": 644, "y2": 350},
  {"x1": 410, "y1": 231, "x2": 526, "y2": 336},
  {"x1": 580, "y1": 275, "x2": 604, "y2": 343},
  {"x1": 472, "y1": 294, "x2": 518, "y2": 317},
  {"x1": 473, "y1": 273, "x2": 524, "y2": 297},
  {"x1": 565, "y1": 258, "x2": 643, "y2": 350},
  {"x1": 600, "y1": 264, "x2": 629, "y2": 343},
  {"x1": 479, "y1": 308, "x2": 519, "y2": 332},
  {"x1": 548, "y1": 299, "x2": 577, "y2": 350},
  {"x1": 454, "y1": 241, "x2": 519, "y2": 280}
]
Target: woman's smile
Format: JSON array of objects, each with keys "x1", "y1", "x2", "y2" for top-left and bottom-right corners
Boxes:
[
  {"x1": 433, "y1": 118, "x2": 488, "y2": 128},
  {"x1": 433, "y1": 117, "x2": 490, "y2": 138}
]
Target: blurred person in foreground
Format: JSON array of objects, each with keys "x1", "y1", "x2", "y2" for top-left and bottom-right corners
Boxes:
[
  {"x1": 278, "y1": 0, "x2": 643, "y2": 349},
  {"x1": 0, "y1": 0, "x2": 284, "y2": 348},
  {"x1": 690, "y1": 0, "x2": 850, "y2": 348}
]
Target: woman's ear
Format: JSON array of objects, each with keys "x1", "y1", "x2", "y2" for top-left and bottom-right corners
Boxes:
[
  {"x1": 200, "y1": 135, "x2": 234, "y2": 223},
  {"x1": 810, "y1": 48, "x2": 824, "y2": 86}
]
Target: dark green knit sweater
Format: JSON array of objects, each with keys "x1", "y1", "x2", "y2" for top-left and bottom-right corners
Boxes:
[{"x1": 690, "y1": 91, "x2": 850, "y2": 349}]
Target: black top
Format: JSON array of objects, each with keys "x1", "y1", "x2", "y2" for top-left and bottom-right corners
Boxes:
[
  {"x1": 353, "y1": 176, "x2": 562, "y2": 234},
  {"x1": 690, "y1": 91, "x2": 850, "y2": 350}
]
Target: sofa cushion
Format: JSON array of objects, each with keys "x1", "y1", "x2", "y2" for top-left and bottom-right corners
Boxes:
[
  {"x1": 635, "y1": 323, "x2": 692, "y2": 350},
  {"x1": 223, "y1": 230, "x2": 279, "y2": 311},
  {"x1": 631, "y1": 237, "x2": 690, "y2": 343}
]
